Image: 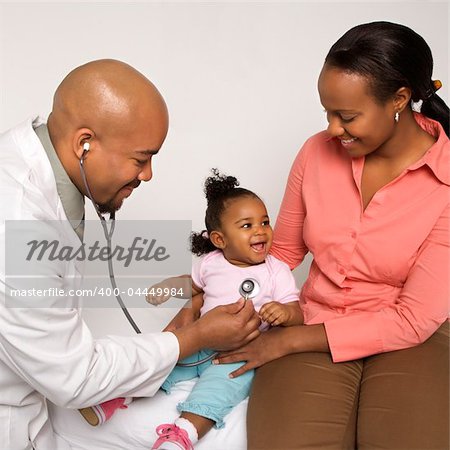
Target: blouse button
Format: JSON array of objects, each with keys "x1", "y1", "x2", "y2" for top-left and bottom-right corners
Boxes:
[
  {"x1": 350, "y1": 231, "x2": 357, "y2": 239},
  {"x1": 338, "y1": 268, "x2": 345, "y2": 275}
]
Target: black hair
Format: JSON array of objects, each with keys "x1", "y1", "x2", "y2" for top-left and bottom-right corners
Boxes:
[
  {"x1": 324, "y1": 21, "x2": 449, "y2": 137},
  {"x1": 190, "y1": 169, "x2": 260, "y2": 256}
]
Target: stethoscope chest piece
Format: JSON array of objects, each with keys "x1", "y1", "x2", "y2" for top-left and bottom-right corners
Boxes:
[
  {"x1": 239, "y1": 278, "x2": 260, "y2": 300},
  {"x1": 177, "y1": 277, "x2": 261, "y2": 368}
]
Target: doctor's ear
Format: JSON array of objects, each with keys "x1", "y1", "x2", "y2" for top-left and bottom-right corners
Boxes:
[
  {"x1": 74, "y1": 129, "x2": 95, "y2": 160},
  {"x1": 209, "y1": 231, "x2": 226, "y2": 249}
]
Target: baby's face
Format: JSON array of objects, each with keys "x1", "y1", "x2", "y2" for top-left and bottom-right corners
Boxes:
[{"x1": 219, "y1": 196, "x2": 273, "y2": 267}]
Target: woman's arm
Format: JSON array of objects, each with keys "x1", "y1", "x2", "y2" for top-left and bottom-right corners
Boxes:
[
  {"x1": 270, "y1": 144, "x2": 310, "y2": 269},
  {"x1": 215, "y1": 323, "x2": 330, "y2": 378}
]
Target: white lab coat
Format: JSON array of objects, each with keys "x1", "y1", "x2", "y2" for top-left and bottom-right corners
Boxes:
[{"x1": 0, "y1": 118, "x2": 180, "y2": 450}]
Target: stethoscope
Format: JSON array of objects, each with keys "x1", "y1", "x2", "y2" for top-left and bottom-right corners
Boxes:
[
  {"x1": 80, "y1": 142, "x2": 142, "y2": 334},
  {"x1": 79, "y1": 142, "x2": 260, "y2": 366}
]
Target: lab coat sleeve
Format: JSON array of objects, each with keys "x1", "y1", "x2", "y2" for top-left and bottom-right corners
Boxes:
[
  {"x1": 0, "y1": 221, "x2": 180, "y2": 409},
  {"x1": 0, "y1": 300, "x2": 180, "y2": 408}
]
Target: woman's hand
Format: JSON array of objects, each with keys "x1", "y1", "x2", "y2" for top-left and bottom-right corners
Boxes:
[
  {"x1": 213, "y1": 326, "x2": 290, "y2": 378},
  {"x1": 215, "y1": 323, "x2": 330, "y2": 377}
]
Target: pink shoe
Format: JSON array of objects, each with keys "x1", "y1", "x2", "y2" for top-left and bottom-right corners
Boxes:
[
  {"x1": 151, "y1": 424, "x2": 194, "y2": 450},
  {"x1": 79, "y1": 397, "x2": 128, "y2": 426}
]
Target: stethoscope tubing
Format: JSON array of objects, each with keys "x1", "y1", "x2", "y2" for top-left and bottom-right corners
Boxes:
[
  {"x1": 176, "y1": 351, "x2": 219, "y2": 367},
  {"x1": 80, "y1": 150, "x2": 142, "y2": 335}
]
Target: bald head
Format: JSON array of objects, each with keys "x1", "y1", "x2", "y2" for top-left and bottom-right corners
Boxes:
[{"x1": 49, "y1": 59, "x2": 168, "y2": 142}]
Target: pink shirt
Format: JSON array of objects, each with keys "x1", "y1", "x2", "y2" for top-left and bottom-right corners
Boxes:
[
  {"x1": 192, "y1": 251, "x2": 299, "y2": 322},
  {"x1": 271, "y1": 114, "x2": 449, "y2": 362}
]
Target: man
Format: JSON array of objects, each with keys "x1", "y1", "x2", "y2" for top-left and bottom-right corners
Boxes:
[{"x1": 0, "y1": 59, "x2": 260, "y2": 450}]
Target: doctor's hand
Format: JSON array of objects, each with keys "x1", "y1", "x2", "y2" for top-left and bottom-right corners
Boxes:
[
  {"x1": 164, "y1": 307, "x2": 197, "y2": 332},
  {"x1": 172, "y1": 298, "x2": 261, "y2": 361},
  {"x1": 164, "y1": 294, "x2": 203, "y2": 332},
  {"x1": 199, "y1": 298, "x2": 261, "y2": 350}
]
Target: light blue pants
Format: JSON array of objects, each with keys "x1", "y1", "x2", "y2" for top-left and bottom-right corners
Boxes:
[{"x1": 161, "y1": 349, "x2": 254, "y2": 428}]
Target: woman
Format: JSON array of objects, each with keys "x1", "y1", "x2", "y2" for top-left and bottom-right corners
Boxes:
[{"x1": 217, "y1": 21, "x2": 449, "y2": 449}]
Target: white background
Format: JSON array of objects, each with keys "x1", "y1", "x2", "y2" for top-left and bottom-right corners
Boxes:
[{"x1": 1, "y1": 1, "x2": 448, "y2": 336}]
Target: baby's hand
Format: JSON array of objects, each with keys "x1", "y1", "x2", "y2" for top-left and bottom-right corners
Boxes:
[
  {"x1": 146, "y1": 276, "x2": 192, "y2": 306},
  {"x1": 146, "y1": 280, "x2": 173, "y2": 305},
  {"x1": 259, "y1": 301, "x2": 292, "y2": 327}
]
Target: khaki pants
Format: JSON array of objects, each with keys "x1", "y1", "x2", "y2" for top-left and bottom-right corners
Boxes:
[{"x1": 247, "y1": 322, "x2": 449, "y2": 450}]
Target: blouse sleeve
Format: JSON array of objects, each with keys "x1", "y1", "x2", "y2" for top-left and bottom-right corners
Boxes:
[
  {"x1": 324, "y1": 202, "x2": 449, "y2": 362},
  {"x1": 270, "y1": 143, "x2": 310, "y2": 269}
]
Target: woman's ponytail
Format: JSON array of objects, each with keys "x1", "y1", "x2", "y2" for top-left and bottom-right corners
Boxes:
[{"x1": 421, "y1": 88, "x2": 449, "y2": 137}]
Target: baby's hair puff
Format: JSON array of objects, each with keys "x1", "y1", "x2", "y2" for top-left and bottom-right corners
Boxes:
[
  {"x1": 204, "y1": 169, "x2": 240, "y2": 203},
  {"x1": 190, "y1": 168, "x2": 260, "y2": 256}
]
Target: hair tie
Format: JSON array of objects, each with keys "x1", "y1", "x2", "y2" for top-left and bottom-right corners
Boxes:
[
  {"x1": 201, "y1": 229, "x2": 210, "y2": 239},
  {"x1": 425, "y1": 79, "x2": 443, "y2": 99},
  {"x1": 433, "y1": 79, "x2": 443, "y2": 92}
]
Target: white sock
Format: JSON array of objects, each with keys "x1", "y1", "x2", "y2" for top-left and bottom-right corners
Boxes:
[{"x1": 175, "y1": 417, "x2": 199, "y2": 445}]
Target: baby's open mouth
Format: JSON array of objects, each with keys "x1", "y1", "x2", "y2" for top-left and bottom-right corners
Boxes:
[{"x1": 251, "y1": 242, "x2": 266, "y2": 252}]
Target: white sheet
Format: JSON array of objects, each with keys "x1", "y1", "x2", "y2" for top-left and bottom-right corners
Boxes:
[{"x1": 49, "y1": 379, "x2": 247, "y2": 450}]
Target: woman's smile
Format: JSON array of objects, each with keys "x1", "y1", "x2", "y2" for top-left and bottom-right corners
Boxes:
[{"x1": 339, "y1": 137, "x2": 358, "y2": 147}]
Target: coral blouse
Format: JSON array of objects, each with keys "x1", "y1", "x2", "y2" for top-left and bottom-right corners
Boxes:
[{"x1": 271, "y1": 114, "x2": 449, "y2": 362}]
